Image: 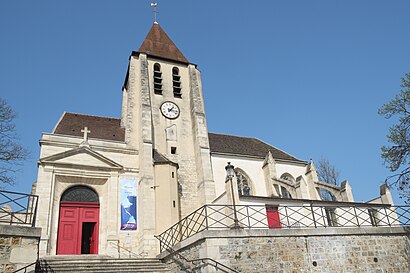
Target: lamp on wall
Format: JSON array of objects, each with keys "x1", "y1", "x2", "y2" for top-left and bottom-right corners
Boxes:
[{"x1": 225, "y1": 162, "x2": 240, "y2": 229}]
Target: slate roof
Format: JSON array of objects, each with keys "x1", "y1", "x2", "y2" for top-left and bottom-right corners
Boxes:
[
  {"x1": 53, "y1": 112, "x2": 125, "y2": 142},
  {"x1": 137, "y1": 23, "x2": 189, "y2": 64},
  {"x1": 52, "y1": 113, "x2": 304, "y2": 163},
  {"x1": 208, "y1": 133, "x2": 305, "y2": 163}
]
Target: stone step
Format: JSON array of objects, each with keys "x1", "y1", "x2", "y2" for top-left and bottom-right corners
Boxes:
[{"x1": 38, "y1": 256, "x2": 171, "y2": 273}]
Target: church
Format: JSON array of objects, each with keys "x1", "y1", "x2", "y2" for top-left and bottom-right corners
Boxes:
[{"x1": 34, "y1": 21, "x2": 394, "y2": 259}]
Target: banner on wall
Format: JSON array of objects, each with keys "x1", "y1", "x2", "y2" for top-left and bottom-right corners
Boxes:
[{"x1": 120, "y1": 178, "x2": 137, "y2": 230}]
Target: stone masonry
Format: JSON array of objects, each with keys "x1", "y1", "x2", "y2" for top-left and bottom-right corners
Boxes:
[
  {"x1": 161, "y1": 227, "x2": 410, "y2": 273},
  {"x1": 0, "y1": 225, "x2": 41, "y2": 273}
]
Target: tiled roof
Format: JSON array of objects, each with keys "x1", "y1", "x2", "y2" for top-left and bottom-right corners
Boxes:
[
  {"x1": 208, "y1": 132, "x2": 305, "y2": 163},
  {"x1": 52, "y1": 113, "x2": 304, "y2": 163},
  {"x1": 53, "y1": 112, "x2": 125, "y2": 142},
  {"x1": 138, "y1": 23, "x2": 189, "y2": 64}
]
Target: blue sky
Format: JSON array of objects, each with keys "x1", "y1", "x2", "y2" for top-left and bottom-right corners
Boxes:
[{"x1": 1, "y1": 1, "x2": 409, "y2": 203}]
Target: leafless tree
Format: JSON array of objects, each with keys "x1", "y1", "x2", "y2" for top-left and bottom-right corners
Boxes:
[
  {"x1": 316, "y1": 158, "x2": 340, "y2": 185},
  {"x1": 0, "y1": 98, "x2": 29, "y2": 185}
]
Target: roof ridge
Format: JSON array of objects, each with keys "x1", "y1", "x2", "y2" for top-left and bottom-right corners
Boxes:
[
  {"x1": 253, "y1": 137, "x2": 305, "y2": 163},
  {"x1": 64, "y1": 112, "x2": 121, "y2": 120},
  {"x1": 208, "y1": 132, "x2": 258, "y2": 140},
  {"x1": 208, "y1": 132, "x2": 306, "y2": 163}
]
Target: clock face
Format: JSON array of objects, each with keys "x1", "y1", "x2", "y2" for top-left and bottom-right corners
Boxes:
[{"x1": 160, "y1": 101, "x2": 180, "y2": 119}]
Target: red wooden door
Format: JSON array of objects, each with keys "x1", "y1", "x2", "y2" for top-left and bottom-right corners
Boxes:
[
  {"x1": 81, "y1": 206, "x2": 99, "y2": 254},
  {"x1": 57, "y1": 202, "x2": 99, "y2": 255},
  {"x1": 57, "y1": 206, "x2": 80, "y2": 254},
  {"x1": 266, "y1": 206, "x2": 281, "y2": 229}
]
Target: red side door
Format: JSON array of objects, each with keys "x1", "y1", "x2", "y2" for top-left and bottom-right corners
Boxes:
[
  {"x1": 266, "y1": 206, "x2": 281, "y2": 229},
  {"x1": 81, "y1": 206, "x2": 99, "y2": 254}
]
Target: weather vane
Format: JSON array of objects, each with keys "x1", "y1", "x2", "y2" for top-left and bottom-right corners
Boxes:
[{"x1": 150, "y1": 2, "x2": 158, "y2": 23}]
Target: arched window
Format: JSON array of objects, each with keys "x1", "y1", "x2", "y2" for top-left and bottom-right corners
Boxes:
[
  {"x1": 153, "y1": 63, "x2": 163, "y2": 95},
  {"x1": 280, "y1": 173, "x2": 295, "y2": 183},
  {"x1": 61, "y1": 186, "x2": 99, "y2": 203},
  {"x1": 172, "y1": 67, "x2": 182, "y2": 98},
  {"x1": 280, "y1": 186, "x2": 292, "y2": 199},
  {"x1": 235, "y1": 169, "x2": 252, "y2": 196}
]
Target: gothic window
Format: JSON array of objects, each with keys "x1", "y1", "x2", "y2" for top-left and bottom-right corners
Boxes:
[
  {"x1": 153, "y1": 63, "x2": 163, "y2": 95},
  {"x1": 172, "y1": 67, "x2": 182, "y2": 98},
  {"x1": 61, "y1": 186, "x2": 99, "y2": 203},
  {"x1": 280, "y1": 173, "x2": 295, "y2": 183},
  {"x1": 235, "y1": 169, "x2": 252, "y2": 196},
  {"x1": 280, "y1": 186, "x2": 292, "y2": 199}
]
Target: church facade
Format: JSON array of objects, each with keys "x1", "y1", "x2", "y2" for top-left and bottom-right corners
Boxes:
[{"x1": 34, "y1": 23, "x2": 392, "y2": 258}]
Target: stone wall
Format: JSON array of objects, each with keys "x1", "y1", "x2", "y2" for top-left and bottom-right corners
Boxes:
[
  {"x1": 0, "y1": 225, "x2": 41, "y2": 273},
  {"x1": 160, "y1": 227, "x2": 410, "y2": 273}
]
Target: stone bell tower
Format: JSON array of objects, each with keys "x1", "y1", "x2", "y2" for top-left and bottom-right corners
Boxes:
[{"x1": 121, "y1": 22, "x2": 216, "y2": 253}]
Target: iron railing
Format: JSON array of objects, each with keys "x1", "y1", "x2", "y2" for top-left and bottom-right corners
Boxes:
[
  {"x1": 0, "y1": 190, "x2": 39, "y2": 227},
  {"x1": 11, "y1": 260, "x2": 40, "y2": 273},
  {"x1": 109, "y1": 241, "x2": 148, "y2": 258},
  {"x1": 155, "y1": 235, "x2": 239, "y2": 273},
  {"x1": 157, "y1": 204, "x2": 410, "y2": 251}
]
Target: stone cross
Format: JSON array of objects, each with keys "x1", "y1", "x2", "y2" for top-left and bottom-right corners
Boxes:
[{"x1": 81, "y1": 127, "x2": 91, "y2": 142}]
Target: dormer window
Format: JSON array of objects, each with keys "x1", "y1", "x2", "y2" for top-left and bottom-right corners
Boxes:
[
  {"x1": 172, "y1": 67, "x2": 182, "y2": 98},
  {"x1": 153, "y1": 63, "x2": 163, "y2": 95}
]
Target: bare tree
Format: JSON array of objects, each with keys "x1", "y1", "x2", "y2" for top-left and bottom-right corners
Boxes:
[
  {"x1": 316, "y1": 158, "x2": 340, "y2": 185},
  {"x1": 378, "y1": 73, "x2": 410, "y2": 203},
  {"x1": 0, "y1": 98, "x2": 29, "y2": 185}
]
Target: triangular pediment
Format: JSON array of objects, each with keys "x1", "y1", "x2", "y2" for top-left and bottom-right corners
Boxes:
[{"x1": 39, "y1": 146, "x2": 123, "y2": 170}]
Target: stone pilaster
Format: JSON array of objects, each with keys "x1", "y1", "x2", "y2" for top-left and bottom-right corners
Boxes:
[
  {"x1": 305, "y1": 160, "x2": 320, "y2": 200},
  {"x1": 137, "y1": 54, "x2": 157, "y2": 256},
  {"x1": 124, "y1": 56, "x2": 140, "y2": 149},
  {"x1": 262, "y1": 152, "x2": 277, "y2": 197},
  {"x1": 189, "y1": 65, "x2": 216, "y2": 205}
]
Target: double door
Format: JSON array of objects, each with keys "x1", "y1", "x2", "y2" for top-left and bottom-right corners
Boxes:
[{"x1": 57, "y1": 202, "x2": 99, "y2": 255}]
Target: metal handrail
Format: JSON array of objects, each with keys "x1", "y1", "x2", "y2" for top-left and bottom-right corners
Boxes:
[
  {"x1": 0, "y1": 190, "x2": 39, "y2": 226},
  {"x1": 157, "y1": 204, "x2": 410, "y2": 251},
  {"x1": 11, "y1": 260, "x2": 40, "y2": 273},
  {"x1": 109, "y1": 241, "x2": 148, "y2": 258},
  {"x1": 154, "y1": 235, "x2": 239, "y2": 273}
]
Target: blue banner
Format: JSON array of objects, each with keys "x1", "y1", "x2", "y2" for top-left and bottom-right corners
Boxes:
[{"x1": 120, "y1": 178, "x2": 137, "y2": 230}]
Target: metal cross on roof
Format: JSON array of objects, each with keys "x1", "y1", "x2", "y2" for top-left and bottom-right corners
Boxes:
[{"x1": 150, "y1": 2, "x2": 158, "y2": 23}]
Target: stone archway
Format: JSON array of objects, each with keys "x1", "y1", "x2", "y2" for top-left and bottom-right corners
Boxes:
[{"x1": 57, "y1": 186, "x2": 100, "y2": 255}]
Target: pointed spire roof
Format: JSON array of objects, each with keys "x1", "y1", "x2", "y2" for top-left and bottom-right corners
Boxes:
[{"x1": 138, "y1": 23, "x2": 189, "y2": 64}]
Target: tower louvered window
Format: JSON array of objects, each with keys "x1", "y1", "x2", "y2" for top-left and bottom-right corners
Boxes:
[
  {"x1": 172, "y1": 67, "x2": 182, "y2": 98},
  {"x1": 153, "y1": 63, "x2": 163, "y2": 95}
]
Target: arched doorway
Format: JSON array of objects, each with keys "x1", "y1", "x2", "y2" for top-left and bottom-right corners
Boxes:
[{"x1": 57, "y1": 186, "x2": 100, "y2": 255}]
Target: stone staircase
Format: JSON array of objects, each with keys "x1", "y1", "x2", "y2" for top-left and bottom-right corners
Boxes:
[{"x1": 37, "y1": 255, "x2": 171, "y2": 273}]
